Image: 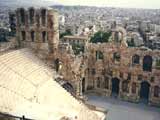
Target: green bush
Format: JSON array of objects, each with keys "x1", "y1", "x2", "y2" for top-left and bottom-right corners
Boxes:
[
  {"x1": 60, "y1": 29, "x2": 72, "y2": 39},
  {"x1": 90, "y1": 31, "x2": 111, "y2": 43},
  {"x1": 72, "y1": 43, "x2": 84, "y2": 55},
  {"x1": 127, "y1": 38, "x2": 135, "y2": 47},
  {"x1": 156, "y1": 60, "x2": 160, "y2": 68}
]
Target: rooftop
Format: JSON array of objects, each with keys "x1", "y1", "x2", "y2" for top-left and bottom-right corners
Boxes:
[{"x1": 63, "y1": 35, "x2": 89, "y2": 40}]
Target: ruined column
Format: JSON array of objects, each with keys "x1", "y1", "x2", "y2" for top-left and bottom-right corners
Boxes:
[
  {"x1": 47, "y1": 9, "x2": 59, "y2": 54},
  {"x1": 16, "y1": 9, "x2": 21, "y2": 47}
]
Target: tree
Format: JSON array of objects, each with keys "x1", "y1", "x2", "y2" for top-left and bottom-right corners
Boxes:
[
  {"x1": 90, "y1": 31, "x2": 111, "y2": 43},
  {"x1": 127, "y1": 38, "x2": 135, "y2": 47},
  {"x1": 60, "y1": 29, "x2": 72, "y2": 39},
  {"x1": 72, "y1": 43, "x2": 84, "y2": 55}
]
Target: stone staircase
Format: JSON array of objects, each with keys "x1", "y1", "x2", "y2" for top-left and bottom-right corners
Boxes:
[{"x1": 0, "y1": 48, "x2": 102, "y2": 120}]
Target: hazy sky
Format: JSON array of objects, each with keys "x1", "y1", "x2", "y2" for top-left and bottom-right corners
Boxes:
[{"x1": 45, "y1": 0, "x2": 160, "y2": 9}]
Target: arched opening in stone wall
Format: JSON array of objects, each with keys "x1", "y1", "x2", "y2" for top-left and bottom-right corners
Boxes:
[
  {"x1": 31, "y1": 31, "x2": 35, "y2": 42},
  {"x1": 111, "y1": 77, "x2": 120, "y2": 97},
  {"x1": 48, "y1": 17, "x2": 53, "y2": 29},
  {"x1": 113, "y1": 52, "x2": 120, "y2": 62},
  {"x1": 140, "y1": 81, "x2": 150, "y2": 102},
  {"x1": 114, "y1": 31, "x2": 119, "y2": 42},
  {"x1": 143, "y1": 55, "x2": 152, "y2": 72},
  {"x1": 20, "y1": 8, "x2": 25, "y2": 25},
  {"x1": 96, "y1": 51, "x2": 103, "y2": 60},
  {"x1": 36, "y1": 14, "x2": 40, "y2": 27},
  {"x1": 91, "y1": 68, "x2": 96, "y2": 75},
  {"x1": 9, "y1": 13, "x2": 16, "y2": 33},
  {"x1": 42, "y1": 31, "x2": 46, "y2": 42},
  {"x1": 97, "y1": 77, "x2": 101, "y2": 88},
  {"x1": 122, "y1": 80, "x2": 129, "y2": 93},
  {"x1": 154, "y1": 86, "x2": 159, "y2": 98},
  {"x1": 132, "y1": 54, "x2": 140, "y2": 64},
  {"x1": 41, "y1": 9, "x2": 46, "y2": 26},
  {"x1": 62, "y1": 82, "x2": 74, "y2": 95},
  {"x1": 82, "y1": 78, "x2": 85, "y2": 93},
  {"x1": 104, "y1": 76, "x2": 109, "y2": 89},
  {"x1": 29, "y1": 8, "x2": 35, "y2": 24},
  {"x1": 132, "y1": 82, "x2": 137, "y2": 94},
  {"x1": 21, "y1": 31, "x2": 26, "y2": 41},
  {"x1": 54, "y1": 58, "x2": 60, "y2": 72}
]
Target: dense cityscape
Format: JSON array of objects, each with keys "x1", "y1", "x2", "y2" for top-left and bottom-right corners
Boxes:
[{"x1": 1, "y1": 3, "x2": 160, "y2": 49}]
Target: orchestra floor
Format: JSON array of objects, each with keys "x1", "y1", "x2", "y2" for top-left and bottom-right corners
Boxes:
[{"x1": 86, "y1": 95, "x2": 160, "y2": 120}]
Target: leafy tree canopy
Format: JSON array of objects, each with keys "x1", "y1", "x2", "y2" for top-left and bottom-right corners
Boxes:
[
  {"x1": 90, "y1": 31, "x2": 111, "y2": 43},
  {"x1": 60, "y1": 29, "x2": 72, "y2": 39},
  {"x1": 127, "y1": 38, "x2": 135, "y2": 47},
  {"x1": 72, "y1": 43, "x2": 84, "y2": 55}
]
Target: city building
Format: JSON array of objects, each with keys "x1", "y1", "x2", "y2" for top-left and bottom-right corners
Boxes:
[{"x1": 62, "y1": 35, "x2": 89, "y2": 46}]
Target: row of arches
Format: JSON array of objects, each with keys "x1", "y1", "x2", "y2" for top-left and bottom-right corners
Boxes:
[
  {"x1": 94, "y1": 50, "x2": 154, "y2": 72},
  {"x1": 113, "y1": 52, "x2": 153, "y2": 72},
  {"x1": 21, "y1": 31, "x2": 47, "y2": 42},
  {"x1": 56, "y1": 76, "x2": 159, "y2": 103},
  {"x1": 19, "y1": 8, "x2": 47, "y2": 26},
  {"x1": 111, "y1": 78, "x2": 159, "y2": 101},
  {"x1": 132, "y1": 54, "x2": 153, "y2": 72},
  {"x1": 85, "y1": 76, "x2": 159, "y2": 102}
]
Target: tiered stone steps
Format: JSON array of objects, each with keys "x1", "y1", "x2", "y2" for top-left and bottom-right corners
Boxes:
[{"x1": 0, "y1": 48, "x2": 101, "y2": 120}]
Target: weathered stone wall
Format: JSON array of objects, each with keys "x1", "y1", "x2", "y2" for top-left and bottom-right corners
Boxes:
[
  {"x1": 85, "y1": 42, "x2": 160, "y2": 106},
  {"x1": 15, "y1": 7, "x2": 59, "y2": 59},
  {"x1": 47, "y1": 43, "x2": 83, "y2": 96}
]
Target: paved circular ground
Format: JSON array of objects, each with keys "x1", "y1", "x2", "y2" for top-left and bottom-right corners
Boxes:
[{"x1": 86, "y1": 95, "x2": 160, "y2": 120}]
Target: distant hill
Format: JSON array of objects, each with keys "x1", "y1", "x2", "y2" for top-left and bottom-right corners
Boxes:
[{"x1": 0, "y1": 0, "x2": 60, "y2": 9}]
